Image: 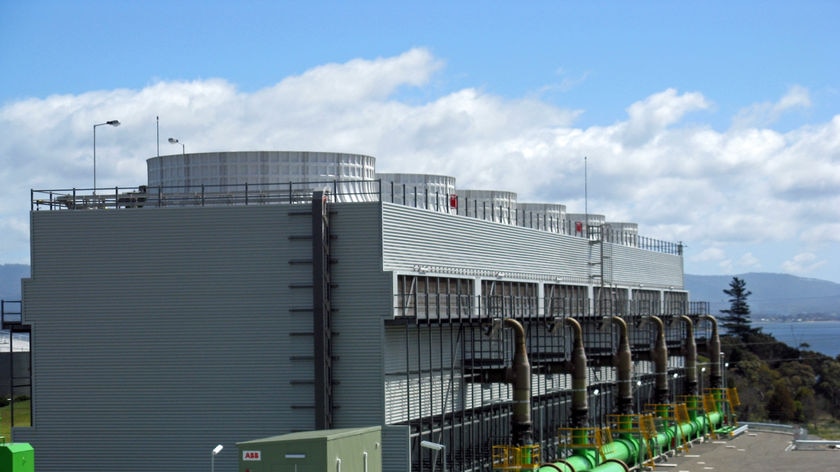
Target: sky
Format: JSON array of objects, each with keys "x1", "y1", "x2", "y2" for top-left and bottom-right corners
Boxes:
[{"x1": 1, "y1": 1, "x2": 839, "y2": 283}]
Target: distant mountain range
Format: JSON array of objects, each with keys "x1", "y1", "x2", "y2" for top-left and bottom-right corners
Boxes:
[
  {"x1": 2, "y1": 264, "x2": 838, "y2": 317},
  {"x1": 684, "y1": 272, "x2": 840, "y2": 317}
]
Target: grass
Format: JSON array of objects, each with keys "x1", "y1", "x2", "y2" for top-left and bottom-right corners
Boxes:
[
  {"x1": 811, "y1": 417, "x2": 840, "y2": 440},
  {"x1": 0, "y1": 400, "x2": 31, "y2": 442}
]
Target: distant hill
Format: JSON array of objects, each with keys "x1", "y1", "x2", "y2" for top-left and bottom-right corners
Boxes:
[
  {"x1": 0, "y1": 264, "x2": 29, "y2": 300},
  {"x1": 685, "y1": 272, "x2": 840, "y2": 317}
]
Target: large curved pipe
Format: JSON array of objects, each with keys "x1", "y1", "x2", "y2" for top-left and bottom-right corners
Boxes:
[
  {"x1": 650, "y1": 316, "x2": 669, "y2": 404},
  {"x1": 538, "y1": 410, "x2": 726, "y2": 471},
  {"x1": 701, "y1": 315, "x2": 722, "y2": 389},
  {"x1": 680, "y1": 315, "x2": 698, "y2": 395},
  {"x1": 611, "y1": 316, "x2": 634, "y2": 414},
  {"x1": 566, "y1": 317, "x2": 589, "y2": 428},
  {"x1": 504, "y1": 318, "x2": 532, "y2": 445}
]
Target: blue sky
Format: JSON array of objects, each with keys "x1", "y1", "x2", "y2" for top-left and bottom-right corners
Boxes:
[{"x1": 2, "y1": 1, "x2": 840, "y2": 283}]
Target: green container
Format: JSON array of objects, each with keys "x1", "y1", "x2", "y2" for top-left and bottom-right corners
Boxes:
[
  {"x1": 0, "y1": 443, "x2": 34, "y2": 472},
  {"x1": 237, "y1": 427, "x2": 381, "y2": 472}
]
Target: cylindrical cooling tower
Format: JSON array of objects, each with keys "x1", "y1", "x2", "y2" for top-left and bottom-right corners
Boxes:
[
  {"x1": 376, "y1": 173, "x2": 457, "y2": 213},
  {"x1": 457, "y1": 189, "x2": 518, "y2": 224},
  {"x1": 516, "y1": 202, "x2": 567, "y2": 233},
  {"x1": 605, "y1": 222, "x2": 639, "y2": 246},
  {"x1": 566, "y1": 213, "x2": 605, "y2": 237},
  {"x1": 146, "y1": 151, "x2": 377, "y2": 203}
]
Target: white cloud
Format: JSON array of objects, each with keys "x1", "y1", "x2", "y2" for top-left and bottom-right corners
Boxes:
[
  {"x1": 1, "y1": 50, "x2": 839, "y2": 282},
  {"x1": 264, "y1": 48, "x2": 443, "y2": 105},
  {"x1": 691, "y1": 247, "x2": 727, "y2": 263},
  {"x1": 619, "y1": 88, "x2": 710, "y2": 146},
  {"x1": 718, "y1": 259, "x2": 734, "y2": 275},
  {"x1": 738, "y1": 252, "x2": 762, "y2": 270},
  {"x1": 782, "y1": 252, "x2": 827, "y2": 276},
  {"x1": 732, "y1": 85, "x2": 812, "y2": 129}
]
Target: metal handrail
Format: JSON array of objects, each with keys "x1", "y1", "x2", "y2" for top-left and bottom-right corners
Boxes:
[{"x1": 31, "y1": 179, "x2": 684, "y2": 255}]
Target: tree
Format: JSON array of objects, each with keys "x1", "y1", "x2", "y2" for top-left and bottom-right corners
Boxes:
[
  {"x1": 767, "y1": 380, "x2": 797, "y2": 422},
  {"x1": 719, "y1": 277, "x2": 755, "y2": 339},
  {"x1": 815, "y1": 359, "x2": 840, "y2": 417}
]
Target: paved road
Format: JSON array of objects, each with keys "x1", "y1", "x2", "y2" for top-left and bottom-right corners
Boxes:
[{"x1": 657, "y1": 431, "x2": 840, "y2": 472}]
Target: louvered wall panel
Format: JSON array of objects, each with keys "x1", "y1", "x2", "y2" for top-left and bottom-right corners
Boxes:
[
  {"x1": 609, "y1": 242, "x2": 684, "y2": 288},
  {"x1": 382, "y1": 425, "x2": 411, "y2": 472},
  {"x1": 383, "y1": 324, "x2": 467, "y2": 422},
  {"x1": 384, "y1": 322, "x2": 537, "y2": 423},
  {"x1": 637, "y1": 360, "x2": 655, "y2": 375},
  {"x1": 383, "y1": 324, "x2": 461, "y2": 374},
  {"x1": 20, "y1": 206, "x2": 314, "y2": 472},
  {"x1": 382, "y1": 204, "x2": 593, "y2": 280},
  {"x1": 382, "y1": 203, "x2": 684, "y2": 289},
  {"x1": 384, "y1": 371, "x2": 467, "y2": 421}
]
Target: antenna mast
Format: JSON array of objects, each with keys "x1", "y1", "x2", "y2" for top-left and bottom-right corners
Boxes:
[{"x1": 584, "y1": 156, "x2": 588, "y2": 226}]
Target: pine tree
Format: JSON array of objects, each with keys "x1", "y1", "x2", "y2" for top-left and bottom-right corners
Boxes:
[{"x1": 720, "y1": 276, "x2": 754, "y2": 339}]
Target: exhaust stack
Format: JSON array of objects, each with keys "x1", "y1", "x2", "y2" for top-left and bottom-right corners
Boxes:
[
  {"x1": 566, "y1": 317, "x2": 589, "y2": 427},
  {"x1": 503, "y1": 318, "x2": 533, "y2": 445},
  {"x1": 702, "y1": 315, "x2": 722, "y2": 389},
  {"x1": 680, "y1": 315, "x2": 698, "y2": 395},
  {"x1": 650, "y1": 316, "x2": 669, "y2": 404},
  {"x1": 611, "y1": 316, "x2": 634, "y2": 414}
]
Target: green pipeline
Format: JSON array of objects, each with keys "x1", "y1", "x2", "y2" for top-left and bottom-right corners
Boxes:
[{"x1": 538, "y1": 412, "x2": 723, "y2": 472}]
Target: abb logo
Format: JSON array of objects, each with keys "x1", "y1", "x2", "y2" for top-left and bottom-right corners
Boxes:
[{"x1": 242, "y1": 450, "x2": 262, "y2": 461}]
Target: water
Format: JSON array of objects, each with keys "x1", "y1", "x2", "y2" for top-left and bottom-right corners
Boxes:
[{"x1": 754, "y1": 320, "x2": 840, "y2": 358}]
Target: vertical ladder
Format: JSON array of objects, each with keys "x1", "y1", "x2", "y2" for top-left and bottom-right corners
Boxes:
[{"x1": 312, "y1": 191, "x2": 334, "y2": 429}]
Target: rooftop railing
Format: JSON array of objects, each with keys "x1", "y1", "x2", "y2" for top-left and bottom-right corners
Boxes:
[{"x1": 31, "y1": 180, "x2": 683, "y2": 255}]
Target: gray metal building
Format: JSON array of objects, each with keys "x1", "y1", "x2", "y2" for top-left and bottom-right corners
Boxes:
[{"x1": 17, "y1": 152, "x2": 706, "y2": 471}]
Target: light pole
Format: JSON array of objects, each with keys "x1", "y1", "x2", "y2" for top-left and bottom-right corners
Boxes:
[
  {"x1": 93, "y1": 120, "x2": 120, "y2": 193},
  {"x1": 420, "y1": 440, "x2": 446, "y2": 472},
  {"x1": 168, "y1": 137, "x2": 185, "y2": 155},
  {"x1": 700, "y1": 367, "x2": 706, "y2": 396},
  {"x1": 723, "y1": 362, "x2": 729, "y2": 388},
  {"x1": 672, "y1": 372, "x2": 679, "y2": 402},
  {"x1": 636, "y1": 379, "x2": 642, "y2": 413},
  {"x1": 211, "y1": 444, "x2": 223, "y2": 472}
]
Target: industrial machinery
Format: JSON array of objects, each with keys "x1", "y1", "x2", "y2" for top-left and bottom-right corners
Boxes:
[{"x1": 488, "y1": 314, "x2": 739, "y2": 472}]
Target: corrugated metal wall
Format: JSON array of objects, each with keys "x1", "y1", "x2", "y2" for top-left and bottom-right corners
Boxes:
[
  {"x1": 18, "y1": 203, "x2": 390, "y2": 472},
  {"x1": 382, "y1": 203, "x2": 592, "y2": 281},
  {"x1": 328, "y1": 203, "x2": 391, "y2": 428},
  {"x1": 381, "y1": 203, "x2": 683, "y2": 289}
]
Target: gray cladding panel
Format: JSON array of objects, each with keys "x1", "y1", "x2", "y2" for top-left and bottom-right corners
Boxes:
[
  {"x1": 21, "y1": 206, "x2": 318, "y2": 471},
  {"x1": 382, "y1": 204, "x2": 591, "y2": 280},
  {"x1": 328, "y1": 202, "x2": 390, "y2": 427},
  {"x1": 608, "y1": 243, "x2": 685, "y2": 288},
  {"x1": 382, "y1": 203, "x2": 683, "y2": 288}
]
